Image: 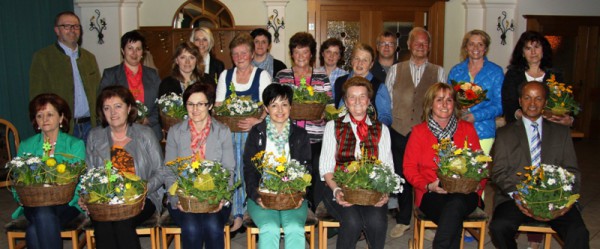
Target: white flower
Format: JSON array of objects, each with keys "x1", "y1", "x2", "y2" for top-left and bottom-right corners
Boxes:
[
  {"x1": 100, "y1": 177, "x2": 108, "y2": 184},
  {"x1": 547, "y1": 178, "x2": 556, "y2": 185},
  {"x1": 562, "y1": 184, "x2": 572, "y2": 191}
]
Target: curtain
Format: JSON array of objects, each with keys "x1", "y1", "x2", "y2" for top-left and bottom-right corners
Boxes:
[{"x1": 0, "y1": 0, "x2": 74, "y2": 139}]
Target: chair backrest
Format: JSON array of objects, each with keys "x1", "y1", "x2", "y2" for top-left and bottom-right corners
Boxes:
[{"x1": 0, "y1": 118, "x2": 20, "y2": 163}]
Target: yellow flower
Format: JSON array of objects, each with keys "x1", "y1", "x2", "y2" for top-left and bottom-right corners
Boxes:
[
  {"x1": 126, "y1": 183, "x2": 132, "y2": 190},
  {"x1": 275, "y1": 155, "x2": 287, "y2": 164},
  {"x1": 46, "y1": 158, "x2": 57, "y2": 167},
  {"x1": 115, "y1": 187, "x2": 121, "y2": 193},
  {"x1": 56, "y1": 164, "x2": 66, "y2": 173},
  {"x1": 194, "y1": 174, "x2": 215, "y2": 191},
  {"x1": 302, "y1": 174, "x2": 312, "y2": 183},
  {"x1": 276, "y1": 165, "x2": 285, "y2": 173},
  {"x1": 191, "y1": 161, "x2": 200, "y2": 169},
  {"x1": 432, "y1": 144, "x2": 439, "y2": 150},
  {"x1": 475, "y1": 155, "x2": 492, "y2": 163},
  {"x1": 454, "y1": 149, "x2": 463, "y2": 155},
  {"x1": 347, "y1": 161, "x2": 360, "y2": 172},
  {"x1": 307, "y1": 85, "x2": 314, "y2": 96}
]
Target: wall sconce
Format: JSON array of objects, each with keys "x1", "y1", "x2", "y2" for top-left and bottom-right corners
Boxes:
[
  {"x1": 267, "y1": 9, "x2": 285, "y2": 43},
  {"x1": 89, "y1": 9, "x2": 107, "y2": 44},
  {"x1": 497, "y1": 11, "x2": 514, "y2": 46}
]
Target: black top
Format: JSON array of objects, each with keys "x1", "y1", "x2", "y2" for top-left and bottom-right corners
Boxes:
[
  {"x1": 273, "y1": 58, "x2": 287, "y2": 78},
  {"x1": 207, "y1": 55, "x2": 225, "y2": 83},
  {"x1": 158, "y1": 74, "x2": 216, "y2": 98}
]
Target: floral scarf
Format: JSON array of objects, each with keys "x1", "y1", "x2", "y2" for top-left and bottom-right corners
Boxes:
[
  {"x1": 266, "y1": 116, "x2": 290, "y2": 152},
  {"x1": 427, "y1": 113, "x2": 458, "y2": 142},
  {"x1": 189, "y1": 117, "x2": 211, "y2": 159}
]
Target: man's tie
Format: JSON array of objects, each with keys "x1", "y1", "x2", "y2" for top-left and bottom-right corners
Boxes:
[{"x1": 530, "y1": 123, "x2": 541, "y2": 166}]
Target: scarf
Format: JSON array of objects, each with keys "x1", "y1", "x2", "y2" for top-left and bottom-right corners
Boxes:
[
  {"x1": 266, "y1": 116, "x2": 290, "y2": 152},
  {"x1": 189, "y1": 117, "x2": 211, "y2": 159},
  {"x1": 427, "y1": 113, "x2": 458, "y2": 141},
  {"x1": 349, "y1": 114, "x2": 368, "y2": 142},
  {"x1": 252, "y1": 53, "x2": 274, "y2": 76}
]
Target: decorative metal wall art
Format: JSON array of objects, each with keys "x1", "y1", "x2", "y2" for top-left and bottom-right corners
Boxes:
[
  {"x1": 89, "y1": 9, "x2": 107, "y2": 44},
  {"x1": 267, "y1": 9, "x2": 285, "y2": 43},
  {"x1": 497, "y1": 11, "x2": 514, "y2": 46}
]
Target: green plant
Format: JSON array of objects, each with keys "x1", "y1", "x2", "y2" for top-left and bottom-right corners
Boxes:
[
  {"x1": 333, "y1": 149, "x2": 403, "y2": 194},
  {"x1": 292, "y1": 78, "x2": 330, "y2": 104},
  {"x1": 433, "y1": 138, "x2": 491, "y2": 180},
  {"x1": 79, "y1": 161, "x2": 146, "y2": 205},
  {"x1": 214, "y1": 83, "x2": 262, "y2": 116},
  {"x1": 157, "y1": 92, "x2": 188, "y2": 119},
  {"x1": 135, "y1": 100, "x2": 148, "y2": 121},
  {"x1": 251, "y1": 151, "x2": 312, "y2": 194},
  {"x1": 545, "y1": 74, "x2": 581, "y2": 115}
]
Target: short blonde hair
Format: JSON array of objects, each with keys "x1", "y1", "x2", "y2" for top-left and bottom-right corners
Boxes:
[
  {"x1": 460, "y1": 29, "x2": 491, "y2": 61},
  {"x1": 422, "y1": 83, "x2": 459, "y2": 122}
]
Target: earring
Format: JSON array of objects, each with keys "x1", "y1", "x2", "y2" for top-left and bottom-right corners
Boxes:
[
  {"x1": 60, "y1": 123, "x2": 63, "y2": 128},
  {"x1": 37, "y1": 126, "x2": 41, "y2": 130}
]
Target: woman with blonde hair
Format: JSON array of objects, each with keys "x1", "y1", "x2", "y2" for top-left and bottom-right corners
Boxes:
[{"x1": 191, "y1": 27, "x2": 225, "y2": 81}]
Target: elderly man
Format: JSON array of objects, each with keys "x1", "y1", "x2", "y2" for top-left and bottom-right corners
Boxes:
[
  {"x1": 250, "y1": 28, "x2": 287, "y2": 77},
  {"x1": 29, "y1": 11, "x2": 100, "y2": 141},
  {"x1": 384, "y1": 27, "x2": 445, "y2": 238},
  {"x1": 489, "y1": 81, "x2": 589, "y2": 249},
  {"x1": 370, "y1": 31, "x2": 398, "y2": 83}
]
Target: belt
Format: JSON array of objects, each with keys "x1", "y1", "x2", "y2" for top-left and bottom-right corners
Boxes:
[{"x1": 74, "y1": 117, "x2": 91, "y2": 124}]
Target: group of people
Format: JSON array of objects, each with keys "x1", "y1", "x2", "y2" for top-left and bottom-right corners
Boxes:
[{"x1": 16, "y1": 9, "x2": 589, "y2": 249}]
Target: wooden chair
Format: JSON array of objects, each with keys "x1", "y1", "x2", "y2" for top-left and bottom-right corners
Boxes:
[
  {"x1": 316, "y1": 202, "x2": 339, "y2": 249},
  {"x1": 84, "y1": 212, "x2": 160, "y2": 249},
  {"x1": 411, "y1": 207, "x2": 488, "y2": 249},
  {"x1": 0, "y1": 118, "x2": 20, "y2": 188},
  {"x1": 158, "y1": 210, "x2": 232, "y2": 249},
  {"x1": 243, "y1": 210, "x2": 317, "y2": 249},
  {"x1": 518, "y1": 222, "x2": 563, "y2": 249},
  {"x1": 5, "y1": 213, "x2": 87, "y2": 249}
]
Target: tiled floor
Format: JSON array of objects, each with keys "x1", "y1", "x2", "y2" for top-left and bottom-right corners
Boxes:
[{"x1": 2, "y1": 138, "x2": 599, "y2": 248}]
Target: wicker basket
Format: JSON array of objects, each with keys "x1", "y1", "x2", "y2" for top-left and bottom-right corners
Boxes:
[
  {"x1": 258, "y1": 190, "x2": 304, "y2": 210},
  {"x1": 177, "y1": 193, "x2": 219, "y2": 213},
  {"x1": 160, "y1": 111, "x2": 183, "y2": 133},
  {"x1": 290, "y1": 103, "x2": 326, "y2": 120},
  {"x1": 437, "y1": 173, "x2": 480, "y2": 194},
  {"x1": 213, "y1": 112, "x2": 261, "y2": 132},
  {"x1": 341, "y1": 186, "x2": 384, "y2": 206},
  {"x1": 14, "y1": 181, "x2": 77, "y2": 207},
  {"x1": 84, "y1": 188, "x2": 147, "y2": 222},
  {"x1": 516, "y1": 194, "x2": 573, "y2": 221}
]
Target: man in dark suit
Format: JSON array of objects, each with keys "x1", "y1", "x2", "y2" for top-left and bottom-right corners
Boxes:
[{"x1": 489, "y1": 81, "x2": 589, "y2": 249}]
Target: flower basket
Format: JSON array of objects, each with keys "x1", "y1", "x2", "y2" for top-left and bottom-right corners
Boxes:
[
  {"x1": 290, "y1": 102, "x2": 326, "y2": 120},
  {"x1": 14, "y1": 181, "x2": 77, "y2": 207},
  {"x1": 177, "y1": 192, "x2": 219, "y2": 213},
  {"x1": 437, "y1": 172, "x2": 480, "y2": 194},
  {"x1": 341, "y1": 186, "x2": 384, "y2": 206},
  {"x1": 543, "y1": 107, "x2": 569, "y2": 118},
  {"x1": 84, "y1": 186, "x2": 147, "y2": 222},
  {"x1": 545, "y1": 75, "x2": 580, "y2": 116},
  {"x1": 160, "y1": 111, "x2": 183, "y2": 132},
  {"x1": 213, "y1": 112, "x2": 261, "y2": 132},
  {"x1": 451, "y1": 80, "x2": 488, "y2": 108},
  {"x1": 258, "y1": 190, "x2": 304, "y2": 210},
  {"x1": 516, "y1": 194, "x2": 572, "y2": 222}
]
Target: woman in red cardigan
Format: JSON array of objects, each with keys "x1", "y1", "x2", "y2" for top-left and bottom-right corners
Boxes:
[{"x1": 403, "y1": 83, "x2": 483, "y2": 249}]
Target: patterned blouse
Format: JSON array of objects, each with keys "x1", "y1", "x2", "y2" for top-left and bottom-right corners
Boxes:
[{"x1": 111, "y1": 146, "x2": 136, "y2": 175}]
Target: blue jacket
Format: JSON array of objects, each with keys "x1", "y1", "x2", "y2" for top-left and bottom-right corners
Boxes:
[{"x1": 447, "y1": 57, "x2": 504, "y2": 139}]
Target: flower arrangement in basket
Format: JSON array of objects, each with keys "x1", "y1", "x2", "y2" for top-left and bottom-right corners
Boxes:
[
  {"x1": 433, "y1": 138, "x2": 491, "y2": 194},
  {"x1": 166, "y1": 155, "x2": 239, "y2": 213},
  {"x1": 545, "y1": 74, "x2": 581, "y2": 116},
  {"x1": 324, "y1": 104, "x2": 377, "y2": 121},
  {"x1": 290, "y1": 78, "x2": 331, "y2": 120},
  {"x1": 515, "y1": 164, "x2": 580, "y2": 221},
  {"x1": 333, "y1": 148, "x2": 404, "y2": 206},
  {"x1": 451, "y1": 80, "x2": 488, "y2": 108},
  {"x1": 213, "y1": 83, "x2": 262, "y2": 132},
  {"x1": 79, "y1": 161, "x2": 147, "y2": 221},
  {"x1": 157, "y1": 92, "x2": 188, "y2": 132},
  {"x1": 251, "y1": 150, "x2": 312, "y2": 210},
  {"x1": 135, "y1": 100, "x2": 149, "y2": 124},
  {"x1": 6, "y1": 140, "x2": 86, "y2": 207}
]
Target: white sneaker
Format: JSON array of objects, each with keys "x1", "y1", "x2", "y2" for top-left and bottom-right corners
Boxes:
[{"x1": 389, "y1": 224, "x2": 410, "y2": 238}]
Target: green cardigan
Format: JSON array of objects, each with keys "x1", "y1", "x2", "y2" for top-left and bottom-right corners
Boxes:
[
  {"x1": 29, "y1": 43, "x2": 101, "y2": 127},
  {"x1": 11, "y1": 131, "x2": 86, "y2": 219}
]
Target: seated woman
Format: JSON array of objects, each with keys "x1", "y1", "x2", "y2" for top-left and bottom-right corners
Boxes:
[
  {"x1": 83, "y1": 86, "x2": 165, "y2": 249},
  {"x1": 243, "y1": 84, "x2": 312, "y2": 249},
  {"x1": 403, "y1": 83, "x2": 482, "y2": 248},
  {"x1": 13, "y1": 93, "x2": 85, "y2": 249},
  {"x1": 319, "y1": 76, "x2": 393, "y2": 249},
  {"x1": 163, "y1": 82, "x2": 235, "y2": 249}
]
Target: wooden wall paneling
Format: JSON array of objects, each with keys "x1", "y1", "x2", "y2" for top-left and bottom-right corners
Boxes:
[{"x1": 428, "y1": 1, "x2": 445, "y2": 65}]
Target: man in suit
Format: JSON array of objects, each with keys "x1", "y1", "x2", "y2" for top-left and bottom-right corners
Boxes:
[{"x1": 489, "y1": 81, "x2": 589, "y2": 249}]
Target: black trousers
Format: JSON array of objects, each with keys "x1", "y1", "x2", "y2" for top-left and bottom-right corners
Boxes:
[
  {"x1": 92, "y1": 199, "x2": 156, "y2": 249},
  {"x1": 390, "y1": 128, "x2": 413, "y2": 225},
  {"x1": 489, "y1": 200, "x2": 589, "y2": 249},
  {"x1": 308, "y1": 142, "x2": 325, "y2": 211}
]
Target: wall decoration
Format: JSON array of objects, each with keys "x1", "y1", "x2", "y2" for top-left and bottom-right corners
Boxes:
[
  {"x1": 89, "y1": 9, "x2": 107, "y2": 44},
  {"x1": 267, "y1": 9, "x2": 285, "y2": 43},
  {"x1": 497, "y1": 11, "x2": 514, "y2": 46}
]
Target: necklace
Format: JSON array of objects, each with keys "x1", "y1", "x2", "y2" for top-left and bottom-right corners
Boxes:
[{"x1": 111, "y1": 126, "x2": 129, "y2": 142}]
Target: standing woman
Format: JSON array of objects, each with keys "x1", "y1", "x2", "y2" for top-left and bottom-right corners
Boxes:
[
  {"x1": 163, "y1": 82, "x2": 235, "y2": 249},
  {"x1": 99, "y1": 30, "x2": 162, "y2": 140},
  {"x1": 447, "y1": 30, "x2": 504, "y2": 154},
  {"x1": 243, "y1": 84, "x2": 312, "y2": 249},
  {"x1": 317, "y1": 37, "x2": 347, "y2": 88},
  {"x1": 274, "y1": 32, "x2": 332, "y2": 210},
  {"x1": 403, "y1": 83, "x2": 482, "y2": 249},
  {"x1": 159, "y1": 41, "x2": 215, "y2": 98},
  {"x1": 84, "y1": 86, "x2": 164, "y2": 249},
  {"x1": 12, "y1": 94, "x2": 84, "y2": 249},
  {"x1": 215, "y1": 32, "x2": 272, "y2": 231},
  {"x1": 191, "y1": 27, "x2": 225, "y2": 82},
  {"x1": 319, "y1": 77, "x2": 393, "y2": 249}
]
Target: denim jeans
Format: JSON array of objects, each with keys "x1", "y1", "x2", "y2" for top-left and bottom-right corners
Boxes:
[
  {"x1": 72, "y1": 121, "x2": 92, "y2": 144},
  {"x1": 168, "y1": 205, "x2": 230, "y2": 249},
  {"x1": 23, "y1": 204, "x2": 81, "y2": 249}
]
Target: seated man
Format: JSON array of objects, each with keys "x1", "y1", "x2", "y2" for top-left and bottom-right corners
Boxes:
[{"x1": 489, "y1": 81, "x2": 589, "y2": 249}]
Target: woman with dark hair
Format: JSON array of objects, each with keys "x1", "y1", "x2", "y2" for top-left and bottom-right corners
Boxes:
[
  {"x1": 163, "y1": 82, "x2": 235, "y2": 249},
  {"x1": 191, "y1": 27, "x2": 225, "y2": 81},
  {"x1": 99, "y1": 30, "x2": 162, "y2": 140},
  {"x1": 243, "y1": 83, "x2": 312, "y2": 249},
  {"x1": 83, "y1": 85, "x2": 164, "y2": 249},
  {"x1": 320, "y1": 76, "x2": 392, "y2": 249},
  {"x1": 317, "y1": 37, "x2": 347, "y2": 86},
  {"x1": 403, "y1": 83, "x2": 482, "y2": 249},
  {"x1": 251, "y1": 28, "x2": 287, "y2": 77},
  {"x1": 274, "y1": 32, "x2": 332, "y2": 210},
  {"x1": 12, "y1": 93, "x2": 84, "y2": 249},
  {"x1": 158, "y1": 41, "x2": 215, "y2": 98},
  {"x1": 502, "y1": 31, "x2": 571, "y2": 126}
]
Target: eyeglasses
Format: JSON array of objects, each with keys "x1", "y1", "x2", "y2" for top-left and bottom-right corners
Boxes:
[
  {"x1": 186, "y1": 102, "x2": 210, "y2": 109},
  {"x1": 57, "y1": 24, "x2": 81, "y2": 30},
  {"x1": 378, "y1": 42, "x2": 396, "y2": 47}
]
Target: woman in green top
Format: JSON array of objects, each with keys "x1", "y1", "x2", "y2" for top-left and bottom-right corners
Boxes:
[{"x1": 14, "y1": 93, "x2": 85, "y2": 249}]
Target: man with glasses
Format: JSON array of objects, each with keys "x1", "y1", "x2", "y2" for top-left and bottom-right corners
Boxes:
[
  {"x1": 370, "y1": 31, "x2": 398, "y2": 83},
  {"x1": 384, "y1": 27, "x2": 445, "y2": 238},
  {"x1": 30, "y1": 11, "x2": 100, "y2": 142}
]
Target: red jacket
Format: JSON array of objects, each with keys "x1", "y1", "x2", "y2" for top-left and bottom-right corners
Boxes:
[{"x1": 403, "y1": 120, "x2": 482, "y2": 207}]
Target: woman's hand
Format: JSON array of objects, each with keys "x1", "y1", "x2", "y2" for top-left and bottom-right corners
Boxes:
[
  {"x1": 294, "y1": 198, "x2": 304, "y2": 209},
  {"x1": 210, "y1": 200, "x2": 225, "y2": 213},
  {"x1": 256, "y1": 197, "x2": 267, "y2": 209},
  {"x1": 237, "y1": 117, "x2": 261, "y2": 131},
  {"x1": 78, "y1": 197, "x2": 89, "y2": 214},
  {"x1": 334, "y1": 188, "x2": 353, "y2": 207},
  {"x1": 545, "y1": 114, "x2": 573, "y2": 126},
  {"x1": 374, "y1": 194, "x2": 389, "y2": 207},
  {"x1": 428, "y1": 179, "x2": 447, "y2": 194},
  {"x1": 461, "y1": 112, "x2": 475, "y2": 123}
]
